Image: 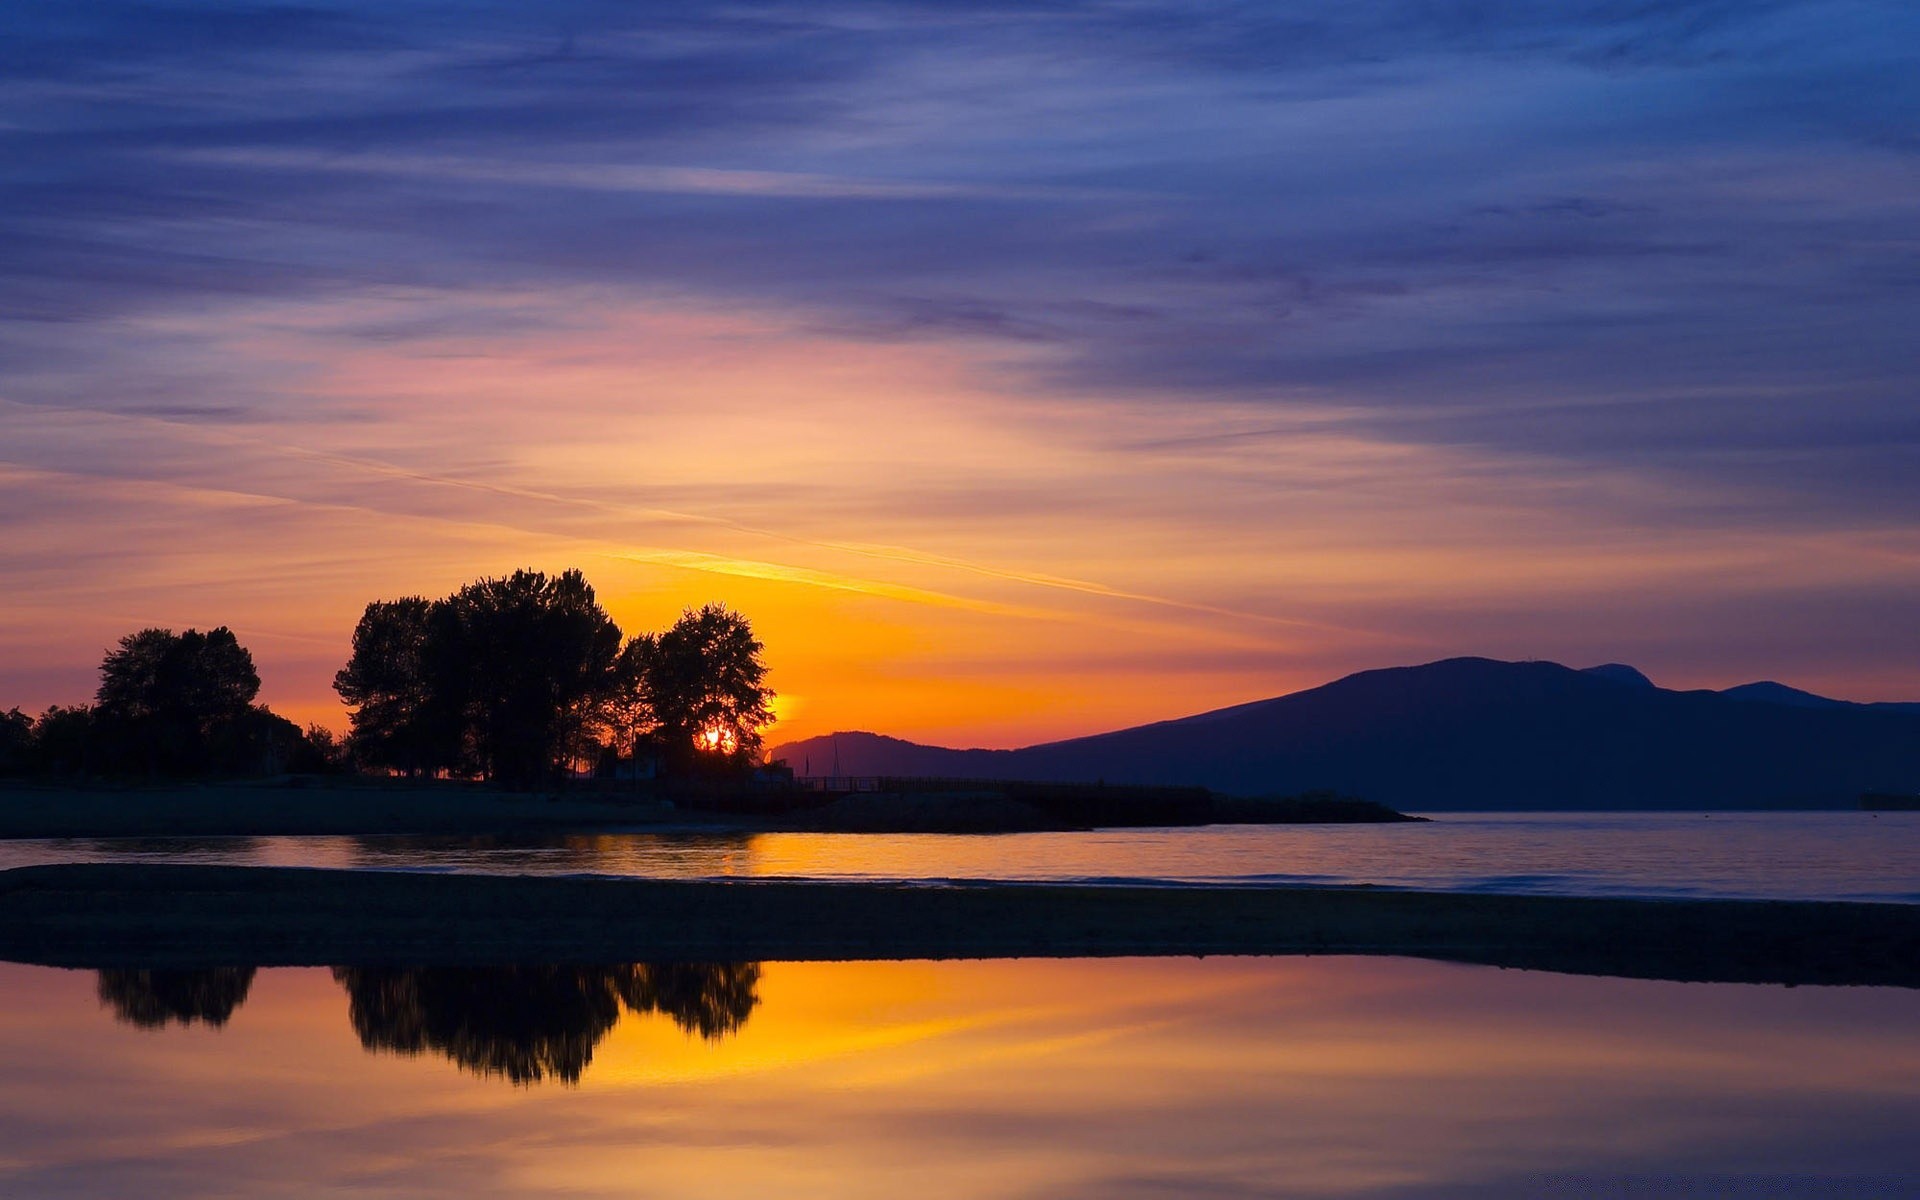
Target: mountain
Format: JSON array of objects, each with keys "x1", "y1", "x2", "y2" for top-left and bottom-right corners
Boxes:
[
  {"x1": 1719, "y1": 681, "x2": 1851, "y2": 709},
  {"x1": 1719, "y1": 680, "x2": 1920, "y2": 716},
  {"x1": 1580, "y1": 663, "x2": 1657, "y2": 689},
  {"x1": 771, "y1": 657, "x2": 1920, "y2": 811}
]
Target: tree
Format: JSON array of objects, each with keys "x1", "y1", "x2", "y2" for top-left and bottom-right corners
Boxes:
[
  {"x1": 333, "y1": 597, "x2": 445, "y2": 776},
  {"x1": 435, "y1": 569, "x2": 625, "y2": 786},
  {"x1": 332, "y1": 571, "x2": 776, "y2": 785},
  {"x1": 94, "y1": 627, "x2": 261, "y2": 776},
  {"x1": 298, "y1": 723, "x2": 351, "y2": 774},
  {"x1": 633, "y1": 603, "x2": 775, "y2": 775},
  {"x1": 337, "y1": 571, "x2": 625, "y2": 786},
  {"x1": 0, "y1": 708, "x2": 30, "y2": 777},
  {"x1": 25, "y1": 705, "x2": 95, "y2": 776}
]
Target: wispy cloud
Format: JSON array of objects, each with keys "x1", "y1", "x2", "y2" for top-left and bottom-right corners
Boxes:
[
  {"x1": 171, "y1": 148, "x2": 1123, "y2": 202},
  {"x1": 606, "y1": 549, "x2": 1039, "y2": 617}
]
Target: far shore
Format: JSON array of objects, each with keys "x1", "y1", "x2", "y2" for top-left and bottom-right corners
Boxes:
[
  {"x1": 0, "y1": 779, "x2": 708, "y2": 840},
  {"x1": 0, "y1": 778, "x2": 1415, "y2": 839},
  {"x1": 3, "y1": 863, "x2": 1916, "y2": 989}
]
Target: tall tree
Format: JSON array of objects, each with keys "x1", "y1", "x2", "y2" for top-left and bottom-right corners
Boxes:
[
  {"x1": 94, "y1": 627, "x2": 260, "y2": 775},
  {"x1": 635, "y1": 603, "x2": 775, "y2": 775},
  {"x1": 429, "y1": 569, "x2": 623, "y2": 786},
  {"x1": 333, "y1": 597, "x2": 446, "y2": 776}
]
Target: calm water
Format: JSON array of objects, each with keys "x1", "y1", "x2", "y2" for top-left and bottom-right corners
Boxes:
[
  {"x1": 2, "y1": 811, "x2": 1918, "y2": 902},
  {"x1": 0, "y1": 956, "x2": 1914, "y2": 1198}
]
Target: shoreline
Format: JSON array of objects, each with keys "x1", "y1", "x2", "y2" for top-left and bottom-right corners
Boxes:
[
  {"x1": 0, "y1": 779, "x2": 1415, "y2": 839},
  {"x1": 0, "y1": 781, "x2": 723, "y2": 840},
  {"x1": 3, "y1": 863, "x2": 1917, "y2": 988}
]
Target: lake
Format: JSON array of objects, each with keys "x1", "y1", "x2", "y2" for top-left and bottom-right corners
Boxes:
[
  {"x1": 4, "y1": 815, "x2": 1919, "y2": 1195},
  {"x1": 2, "y1": 811, "x2": 1916, "y2": 902},
  {"x1": 0, "y1": 955, "x2": 1915, "y2": 1197}
]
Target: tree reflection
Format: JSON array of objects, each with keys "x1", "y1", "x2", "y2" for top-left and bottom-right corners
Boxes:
[
  {"x1": 331, "y1": 963, "x2": 762, "y2": 1085},
  {"x1": 619, "y1": 962, "x2": 760, "y2": 1040},
  {"x1": 97, "y1": 968, "x2": 256, "y2": 1028}
]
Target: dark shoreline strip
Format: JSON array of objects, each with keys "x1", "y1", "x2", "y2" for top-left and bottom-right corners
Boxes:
[{"x1": 3, "y1": 863, "x2": 1917, "y2": 987}]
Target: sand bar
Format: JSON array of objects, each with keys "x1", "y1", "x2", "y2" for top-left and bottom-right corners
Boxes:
[{"x1": 1, "y1": 863, "x2": 1915, "y2": 987}]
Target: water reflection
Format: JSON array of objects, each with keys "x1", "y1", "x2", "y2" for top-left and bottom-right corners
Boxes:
[
  {"x1": 95, "y1": 963, "x2": 761, "y2": 1085},
  {"x1": 12, "y1": 958, "x2": 1919, "y2": 1197},
  {"x1": 96, "y1": 967, "x2": 256, "y2": 1028},
  {"x1": 334, "y1": 964, "x2": 761, "y2": 1084},
  {"x1": 84, "y1": 836, "x2": 262, "y2": 858},
  {"x1": 344, "y1": 831, "x2": 759, "y2": 879},
  {"x1": 5, "y1": 813, "x2": 1917, "y2": 902},
  {"x1": 619, "y1": 962, "x2": 759, "y2": 1039},
  {"x1": 334, "y1": 966, "x2": 629, "y2": 1085}
]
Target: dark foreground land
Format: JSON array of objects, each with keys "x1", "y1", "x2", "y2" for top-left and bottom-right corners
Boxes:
[
  {"x1": 3, "y1": 863, "x2": 1916, "y2": 988},
  {"x1": 0, "y1": 780, "x2": 688, "y2": 839},
  {"x1": 0, "y1": 778, "x2": 1414, "y2": 839}
]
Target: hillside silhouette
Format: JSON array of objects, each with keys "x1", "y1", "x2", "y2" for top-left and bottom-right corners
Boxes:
[{"x1": 773, "y1": 658, "x2": 1920, "y2": 810}]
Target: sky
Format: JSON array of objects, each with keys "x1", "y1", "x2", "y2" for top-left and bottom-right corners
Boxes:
[{"x1": 2, "y1": 0, "x2": 1918, "y2": 746}]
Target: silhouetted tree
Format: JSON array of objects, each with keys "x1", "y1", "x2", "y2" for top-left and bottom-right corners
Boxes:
[
  {"x1": 597, "y1": 639, "x2": 659, "y2": 774},
  {"x1": 212, "y1": 705, "x2": 312, "y2": 775},
  {"x1": 0, "y1": 708, "x2": 30, "y2": 777},
  {"x1": 334, "y1": 571, "x2": 777, "y2": 784},
  {"x1": 296, "y1": 723, "x2": 351, "y2": 773},
  {"x1": 333, "y1": 597, "x2": 447, "y2": 776},
  {"x1": 434, "y1": 570, "x2": 625, "y2": 785},
  {"x1": 336, "y1": 572, "x2": 626, "y2": 785},
  {"x1": 94, "y1": 627, "x2": 261, "y2": 776},
  {"x1": 97, "y1": 968, "x2": 256, "y2": 1028},
  {"x1": 629, "y1": 604, "x2": 774, "y2": 777},
  {"x1": 24, "y1": 705, "x2": 96, "y2": 776}
]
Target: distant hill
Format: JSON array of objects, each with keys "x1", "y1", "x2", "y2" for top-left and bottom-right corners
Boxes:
[
  {"x1": 771, "y1": 657, "x2": 1920, "y2": 811},
  {"x1": 1580, "y1": 663, "x2": 1657, "y2": 689},
  {"x1": 1719, "y1": 679, "x2": 1920, "y2": 716}
]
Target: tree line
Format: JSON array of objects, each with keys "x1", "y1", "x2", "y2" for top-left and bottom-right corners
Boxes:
[
  {"x1": 0, "y1": 626, "x2": 331, "y2": 779},
  {"x1": 0, "y1": 567, "x2": 775, "y2": 788},
  {"x1": 333, "y1": 568, "x2": 773, "y2": 785}
]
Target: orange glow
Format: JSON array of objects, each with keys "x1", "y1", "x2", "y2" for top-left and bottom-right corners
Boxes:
[
  {"x1": 697, "y1": 725, "x2": 738, "y2": 755},
  {"x1": 3, "y1": 292, "x2": 1918, "y2": 745}
]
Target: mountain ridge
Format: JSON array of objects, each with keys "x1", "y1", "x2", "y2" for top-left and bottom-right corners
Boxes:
[{"x1": 771, "y1": 657, "x2": 1920, "y2": 810}]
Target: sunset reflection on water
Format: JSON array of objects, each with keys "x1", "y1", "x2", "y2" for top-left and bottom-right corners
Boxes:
[
  {"x1": 5, "y1": 812, "x2": 1918, "y2": 902},
  {"x1": 0, "y1": 956, "x2": 1915, "y2": 1196}
]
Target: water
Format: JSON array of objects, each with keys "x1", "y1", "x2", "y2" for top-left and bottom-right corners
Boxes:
[
  {"x1": 1, "y1": 956, "x2": 1915, "y2": 1197},
  {"x1": 2, "y1": 811, "x2": 1917, "y2": 902}
]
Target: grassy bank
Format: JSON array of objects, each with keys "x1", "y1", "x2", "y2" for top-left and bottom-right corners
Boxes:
[{"x1": 2, "y1": 863, "x2": 1915, "y2": 988}]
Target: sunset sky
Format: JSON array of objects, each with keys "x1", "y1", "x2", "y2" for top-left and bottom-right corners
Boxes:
[{"x1": 3, "y1": 1, "x2": 1917, "y2": 746}]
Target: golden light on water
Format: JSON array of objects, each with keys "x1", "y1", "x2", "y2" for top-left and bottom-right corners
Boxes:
[{"x1": 4, "y1": 958, "x2": 1918, "y2": 1196}]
